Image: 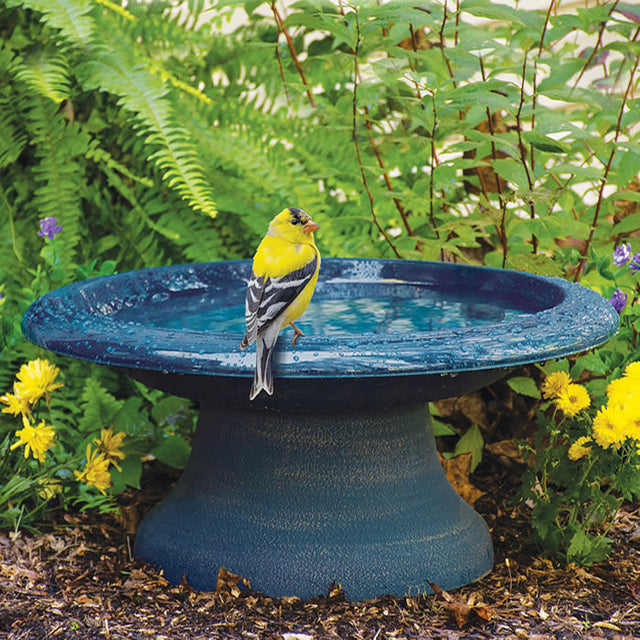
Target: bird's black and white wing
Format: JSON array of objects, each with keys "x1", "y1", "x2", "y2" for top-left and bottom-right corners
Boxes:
[{"x1": 240, "y1": 255, "x2": 318, "y2": 348}]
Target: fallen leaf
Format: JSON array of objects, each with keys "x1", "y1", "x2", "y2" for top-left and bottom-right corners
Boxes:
[
  {"x1": 486, "y1": 438, "x2": 529, "y2": 465},
  {"x1": 428, "y1": 582, "x2": 493, "y2": 628},
  {"x1": 434, "y1": 392, "x2": 488, "y2": 430},
  {"x1": 326, "y1": 581, "x2": 344, "y2": 601},
  {"x1": 438, "y1": 452, "x2": 485, "y2": 506},
  {"x1": 216, "y1": 566, "x2": 251, "y2": 597}
]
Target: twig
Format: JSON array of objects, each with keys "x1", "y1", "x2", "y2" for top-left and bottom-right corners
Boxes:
[
  {"x1": 405, "y1": 73, "x2": 446, "y2": 250},
  {"x1": 575, "y1": 52, "x2": 640, "y2": 281},
  {"x1": 273, "y1": 36, "x2": 290, "y2": 104},
  {"x1": 270, "y1": 2, "x2": 316, "y2": 108},
  {"x1": 435, "y1": 4, "x2": 495, "y2": 217},
  {"x1": 351, "y1": 8, "x2": 402, "y2": 259},
  {"x1": 515, "y1": 51, "x2": 538, "y2": 254},
  {"x1": 479, "y1": 55, "x2": 508, "y2": 266},
  {"x1": 363, "y1": 106, "x2": 414, "y2": 237},
  {"x1": 531, "y1": 0, "x2": 555, "y2": 170},
  {"x1": 428, "y1": 92, "x2": 441, "y2": 241},
  {"x1": 571, "y1": 1, "x2": 619, "y2": 93}
]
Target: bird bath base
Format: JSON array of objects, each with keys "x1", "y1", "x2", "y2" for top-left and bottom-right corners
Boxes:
[
  {"x1": 133, "y1": 396, "x2": 493, "y2": 599},
  {"x1": 21, "y1": 258, "x2": 618, "y2": 600}
]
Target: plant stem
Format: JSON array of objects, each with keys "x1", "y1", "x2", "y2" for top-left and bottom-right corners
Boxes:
[
  {"x1": 531, "y1": 0, "x2": 555, "y2": 174},
  {"x1": 571, "y1": 1, "x2": 619, "y2": 93},
  {"x1": 515, "y1": 50, "x2": 538, "y2": 254},
  {"x1": 575, "y1": 50, "x2": 640, "y2": 280},
  {"x1": 351, "y1": 8, "x2": 402, "y2": 259},
  {"x1": 478, "y1": 55, "x2": 509, "y2": 267},
  {"x1": 273, "y1": 35, "x2": 290, "y2": 104},
  {"x1": 362, "y1": 106, "x2": 414, "y2": 237},
  {"x1": 270, "y1": 2, "x2": 316, "y2": 108}
]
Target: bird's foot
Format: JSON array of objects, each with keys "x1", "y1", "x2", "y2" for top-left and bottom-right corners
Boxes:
[{"x1": 290, "y1": 323, "x2": 304, "y2": 348}]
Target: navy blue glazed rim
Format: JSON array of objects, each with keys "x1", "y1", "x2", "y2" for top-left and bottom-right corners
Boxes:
[{"x1": 21, "y1": 258, "x2": 619, "y2": 379}]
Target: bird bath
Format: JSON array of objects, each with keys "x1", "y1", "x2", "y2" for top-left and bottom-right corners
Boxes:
[{"x1": 22, "y1": 258, "x2": 618, "y2": 600}]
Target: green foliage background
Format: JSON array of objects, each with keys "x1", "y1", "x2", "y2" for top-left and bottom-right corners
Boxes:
[{"x1": 0, "y1": 0, "x2": 639, "y2": 540}]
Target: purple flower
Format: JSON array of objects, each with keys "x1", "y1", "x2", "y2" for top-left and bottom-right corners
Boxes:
[
  {"x1": 609, "y1": 289, "x2": 627, "y2": 314},
  {"x1": 612, "y1": 242, "x2": 632, "y2": 267},
  {"x1": 38, "y1": 216, "x2": 62, "y2": 240}
]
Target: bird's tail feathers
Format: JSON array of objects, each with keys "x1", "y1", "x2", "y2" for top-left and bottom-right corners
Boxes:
[{"x1": 249, "y1": 329, "x2": 278, "y2": 401}]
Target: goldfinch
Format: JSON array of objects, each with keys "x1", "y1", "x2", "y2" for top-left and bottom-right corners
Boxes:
[{"x1": 241, "y1": 207, "x2": 321, "y2": 400}]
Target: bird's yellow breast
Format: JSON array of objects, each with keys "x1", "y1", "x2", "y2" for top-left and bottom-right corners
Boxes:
[{"x1": 252, "y1": 235, "x2": 318, "y2": 279}]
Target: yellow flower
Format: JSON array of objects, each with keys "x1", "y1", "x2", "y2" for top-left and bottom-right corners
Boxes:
[
  {"x1": 541, "y1": 371, "x2": 572, "y2": 399},
  {"x1": 1, "y1": 384, "x2": 31, "y2": 417},
  {"x1": 624, "y1": 361, "x2": 640, "y2": 383},
  {"x1": 10, "y1": 416, "x2": 55, "y2": 463},
  {"x1": 93, "y1": 427, "x2": 126, "y2": 471},
  {"x1": 606, "y1": 376, "x2": 636, "y2": 408},
  {"x1": 14, "y1": 359, "x2": 63, "y2": 406},
  {"x1": 555, "y1": 383, "x2": 590, "y2": 417},
  {"x1": 592, "y1": 404, "x2": 627, "y2": 449},
  {"x1": 623, "y1": 408, "x2": 640, "y2": 442},
  {"x1": 568, "y1": 436, "x2": 592, "y2": 461},
  {"x1": 74, "y1": 445, "x2": 111, "y2": 494}
]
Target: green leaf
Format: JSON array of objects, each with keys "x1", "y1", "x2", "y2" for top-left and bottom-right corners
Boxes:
[
  {"x1": 566, "y1": 529, "x2": 611, "y2": 566},
  {"x1": 449, "y1": 424, "x2": 484, "y2": 473},
  {"x1": 432, "y1": 417, "x2": 457, "y2": 437},
  {"x1": 537, "y1": 58, "x2": 584, "y2": 92},
  {"x1": 110, "y1": 455, "x2": 143, "y2": 493},
  {"x1": 613, "y1": 150, "x2": 640, "y2": 187},
  {"x1": 505, "y1": 254, "x2": 564, "y2": 278},
  {"x1": 612, "y1": 211, "x2": 640, "y2": 236},
  {"x1": 151, "y1": 396, "x2": 194, "y2": 434},
  {"x1": 461, "y1": 0, "x2": 530, "y2": 26},
  {"x1": 78, "y1": 379, "x2": 123, "y2": 433},
  {"x1": 491, "y1": 157, "x2": 529, "y2": 190},
  {"x1": 522, "y1": 131, "x2": 569, "y2": 154},
  {"x1": 507, "y1": 376, "x2": 541, "y2": 399},
  {"x1": 151, "y1": 435, "x2": 191, "y2": 469},
  {"x1": 112, "y1": 397, "x2": 152, "y2": 437},
  {"x1": 571, "y1": 353, "x2": 607, "y2": 377}
]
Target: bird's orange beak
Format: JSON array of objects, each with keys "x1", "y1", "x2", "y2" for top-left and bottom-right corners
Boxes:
[{"x1": 303, "y1": 219, "x2": 320, "y2": 234}]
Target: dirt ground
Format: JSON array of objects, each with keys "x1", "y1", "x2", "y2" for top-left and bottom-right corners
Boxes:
[{"x1": 1, "y1": 386, "x2": 640, "y2": 639}]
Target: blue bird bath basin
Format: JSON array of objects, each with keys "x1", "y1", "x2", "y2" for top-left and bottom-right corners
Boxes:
[{"x1": 22, "y1": 258, "x2": 618, "y2": 600}]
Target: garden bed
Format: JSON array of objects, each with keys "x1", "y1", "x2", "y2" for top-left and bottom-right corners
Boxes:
[{"x1": 2, "y1": 452, "x2": 639, "y2": 640}]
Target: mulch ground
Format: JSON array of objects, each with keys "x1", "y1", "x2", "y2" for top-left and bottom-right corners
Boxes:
[{"x1": 2, "y1": 385, "x2": 640, "y2": 639}]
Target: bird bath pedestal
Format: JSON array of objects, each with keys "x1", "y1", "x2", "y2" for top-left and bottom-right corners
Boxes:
[{"x1": 22, "y1": 258, "x2": 618, "y2": 600}]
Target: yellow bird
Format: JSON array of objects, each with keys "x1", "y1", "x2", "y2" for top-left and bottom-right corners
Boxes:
[{"x1": 241, "y1": 208, "x2": 321, "y2": 400}]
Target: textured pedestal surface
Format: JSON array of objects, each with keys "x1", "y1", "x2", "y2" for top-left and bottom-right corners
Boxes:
[{"x1": 134, "y1": 402, "x2": 493, "y2": 600}]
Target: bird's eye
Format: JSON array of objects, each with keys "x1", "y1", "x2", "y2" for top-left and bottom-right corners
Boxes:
[{"x1": 291, "y1": 217, "x2": 301, "y2": 225}]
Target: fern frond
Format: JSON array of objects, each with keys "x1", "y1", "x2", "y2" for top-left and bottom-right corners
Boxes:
[
  {"x1": 86, "y1": 138, "x2": 153, "y2": 187},
  {"x1": 0, "y1": 101, "x2": 27, "y2": 170},
  {"x1": 21, "y1": 91, "x2": 89, "y2": 264},
  {"x1": 6, "y1": 0, "x2": 94, "y2": 48},
  {"x1": 13, "y1": 48, "x2": 71, "y2": 103},
  {"x1": 77, "y1": 47, "x2": 217, "y2": 218}
]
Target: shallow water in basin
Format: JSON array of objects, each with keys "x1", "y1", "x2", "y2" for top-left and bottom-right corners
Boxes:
[{"x1": 114, "y1": 291, "x2": 529, "y2": 336}]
